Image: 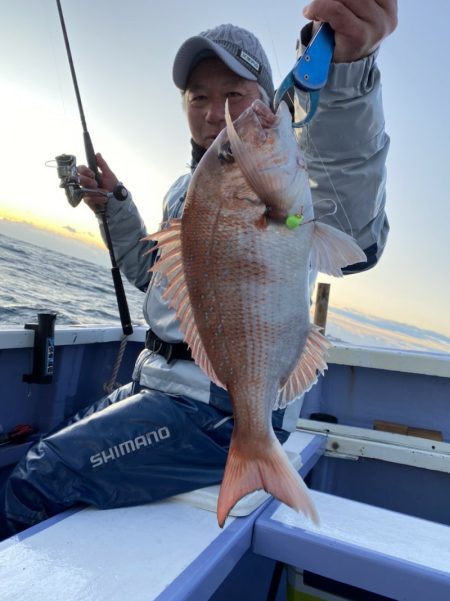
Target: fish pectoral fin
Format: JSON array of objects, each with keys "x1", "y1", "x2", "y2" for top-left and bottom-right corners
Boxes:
[
  {"x1": 276, "y1": 325, "x2": 331, "y2": 409},
  {"x1": 310, "y1": 222, "x2": 367, "y2": 277},
  {"x1": 147, "y1": 219, "x2": 226, "y2": 390},
  {"x1": 217, "y1": 435, "x2": 319, "y2": 528},
  {"x1": 144, "y1": 219, "x2": 182, "y2": 245}
]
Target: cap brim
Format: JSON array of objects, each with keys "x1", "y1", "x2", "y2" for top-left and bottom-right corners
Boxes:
[{"x1": 173, "y1": 36, "x2": 257, "y2": 90}]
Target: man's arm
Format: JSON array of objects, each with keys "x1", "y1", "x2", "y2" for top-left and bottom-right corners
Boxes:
[
  {"x1": 101, "y1": 192, "x2": 155, "y2": 291},
  {"x1": 78, "y1": 153, "x2": 155, "y2": 290},
  {"x1": 296, "y1": 0, "x2": 397, "y2": 271},
  {"x1": 296, "y1": 53, "x2": 389, "y2": 271}
]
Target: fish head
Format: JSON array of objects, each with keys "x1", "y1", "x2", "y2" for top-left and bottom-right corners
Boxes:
[
  {"x1": 225, "y1": 99, "x2": 313, "y2": 222},
  {"x1": 189, "y1": 123, "x2": 263, "y2": 214}
]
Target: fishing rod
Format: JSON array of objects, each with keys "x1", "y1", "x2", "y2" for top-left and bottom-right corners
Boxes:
[{"x1": 54, "y1": 0, "x2": 133, "y2": 336}]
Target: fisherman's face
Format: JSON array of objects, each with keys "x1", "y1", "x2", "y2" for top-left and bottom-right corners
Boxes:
[{"x1": 185, "y1": 57, "x2": 261, "y2": 149}]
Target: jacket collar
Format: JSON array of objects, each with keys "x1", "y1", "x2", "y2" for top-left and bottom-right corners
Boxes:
[{"x1": 190, "y1": 139, "x2": 207, "y2": 171}]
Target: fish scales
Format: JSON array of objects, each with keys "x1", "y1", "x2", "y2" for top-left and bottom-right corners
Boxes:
[
  {"x1": 148, "y1": 99, "x2": 367, "y2": 526},
  {"x1": 183, "y1": 201, "x2": 312, "y2": 399}
]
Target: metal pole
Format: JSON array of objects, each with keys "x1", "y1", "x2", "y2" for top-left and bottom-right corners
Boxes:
[{"x1": 313, "y1": 283, "x2": 330, "y2": 334}]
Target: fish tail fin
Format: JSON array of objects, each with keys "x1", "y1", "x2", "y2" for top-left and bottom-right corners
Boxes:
[{"x1": 217, "y1": 436, "x2": 319, "y2": 527}]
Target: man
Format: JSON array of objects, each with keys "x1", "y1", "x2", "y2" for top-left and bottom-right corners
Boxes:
[{"x1": 0, "y1": 1, "x2": 397, "y2": 536}]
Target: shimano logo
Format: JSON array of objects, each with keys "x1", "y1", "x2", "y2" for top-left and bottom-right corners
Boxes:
[{"x1": 90, "y1": 426, "x2": 171, "y2": 469}]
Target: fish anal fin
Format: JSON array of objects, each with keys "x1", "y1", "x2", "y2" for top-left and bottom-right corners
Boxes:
[
  {"x1": 311, "y1": 222, "x2": 367, "y2": 277},
  {"x1": 148, "y1": 221, "x2": 226, "y2": 390},
  {"x1": 276, "y1": 325, "x2": 331, "y2": 409},
  {"x1": 217, "y1": 435, "x2": 319, "y2": 527}
]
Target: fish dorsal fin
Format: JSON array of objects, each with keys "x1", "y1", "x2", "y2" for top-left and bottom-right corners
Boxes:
[
  {"x1": 310, "y1": 222, "x2": 367, "y2": 277},
  {"x1": 146, "y1": 220, "x2": 226, "y2": 389},
  {"x1": 275, "y1": 325, "x2": 332, "y2": 409}
]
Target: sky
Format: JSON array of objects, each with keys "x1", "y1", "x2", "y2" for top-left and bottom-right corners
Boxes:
[{"x1": 1, "y1": 1, "x2": 450, "y2": 342}]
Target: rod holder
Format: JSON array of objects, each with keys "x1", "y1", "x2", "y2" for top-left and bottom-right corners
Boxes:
[{"x1": 23, "y1": 313, "x2": 57, "y2": 384}]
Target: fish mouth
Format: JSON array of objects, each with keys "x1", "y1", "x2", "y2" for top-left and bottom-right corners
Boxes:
[
  {"x1": 252, "y1": 99, "x2": 278, "y2": 128},
  {"x1": 227, "y1": 99, "x2": 280, "y2": 150},
  {"x1": 218, "y1": 140, "x2": 234, "y2": 163}
]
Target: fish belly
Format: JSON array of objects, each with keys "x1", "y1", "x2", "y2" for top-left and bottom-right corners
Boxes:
[{"x1": 182, "y1": 199, "x2": 313, "y2": 426}]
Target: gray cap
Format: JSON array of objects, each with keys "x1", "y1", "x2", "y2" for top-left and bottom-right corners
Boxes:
[{"x1": 172, "y1": 23, "x2": 274, "y2": 100}]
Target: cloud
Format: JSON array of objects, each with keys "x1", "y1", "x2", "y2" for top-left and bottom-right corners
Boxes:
[
  {"x1": 61, "y1": 224, "x2": 95, "y2": 239},
  {"x1": 0, "y1": 218, "x2": 109, "y2": 268},
  {"x1": 0, "y1": 215, "x2": 33, "y2": 226}
]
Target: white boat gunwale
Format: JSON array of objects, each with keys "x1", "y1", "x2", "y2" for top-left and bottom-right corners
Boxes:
[{"x1": 1, "y1": 325, "x2": 448, "y2": 378}]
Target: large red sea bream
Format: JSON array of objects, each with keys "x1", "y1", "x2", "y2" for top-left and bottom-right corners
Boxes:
[{"x1": 148, "y1": 99, "x2": 366, "y2": 526}]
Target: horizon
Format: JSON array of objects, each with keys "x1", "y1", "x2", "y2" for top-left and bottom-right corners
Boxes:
[{"x1": 1, "y1": 221, "x2": 449, "y2": 356}]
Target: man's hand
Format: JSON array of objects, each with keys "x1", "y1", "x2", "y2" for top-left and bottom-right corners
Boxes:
[
  {"x1": 303, "y1": 0, "x2": 398, "y2": 63},
  {"x1": 77, "y1": 153, "x2": 119, "y2": 212}
]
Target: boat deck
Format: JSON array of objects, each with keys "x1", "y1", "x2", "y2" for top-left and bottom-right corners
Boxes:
[
  {"x1": 1, "y1": 430, "x2": 450, "y2": 601},
  {"x1": 1, "y1": 326, "x2": 450, "y2": 600}
]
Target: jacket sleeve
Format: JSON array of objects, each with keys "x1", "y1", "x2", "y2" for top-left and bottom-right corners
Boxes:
[
  {"x1": 98, "y1": 174, "x2": 190, "y2": 291},
  {"x1": 98, "y1": 193, "x2": 156, "y2": 291},
  {"x1": 295, "y1": 45, "x2": 390, "y2": 273}
]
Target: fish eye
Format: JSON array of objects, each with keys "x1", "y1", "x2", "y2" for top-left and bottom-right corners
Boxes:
[{"x1": 218, "y1": 141, "x2": 234, "y2": 164}]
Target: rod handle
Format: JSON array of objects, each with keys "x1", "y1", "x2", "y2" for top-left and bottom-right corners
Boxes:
[{"x1": 111, "y1": 266, "x2": 133, "y2": 335}]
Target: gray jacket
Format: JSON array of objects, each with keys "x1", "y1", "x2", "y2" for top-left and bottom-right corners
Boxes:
[{"x1": 100, "y1": 51, "x2": 389, "y2": 432}]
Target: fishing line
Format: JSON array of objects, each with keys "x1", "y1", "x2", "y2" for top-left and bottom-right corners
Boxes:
[
  {"x1": 265, "y1": 16, "x2": 299, "y2": 117},
  {"x1": 311, "y1": 197, "x2": 339, "y2": 220},
  {"x1": 288, "y1": 91, "x2": 352, "y2": 234},
  {"x1": 306, "y1": 133, "x2": 354, "y2": 237},
  {"x1": 264, "y1": 19, "x2": 283, "y2": 87},
  {"x1": 265, "y1": 15, "x2": 352, "y2": 235},
  {"x1": 55, "y1": 0, "x2": 96, "y2": 170},
  {"x1": 40, "y1": 0, "x2": 70, "y2": 129}
]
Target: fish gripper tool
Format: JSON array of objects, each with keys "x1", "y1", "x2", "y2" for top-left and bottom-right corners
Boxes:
[{"x1": 274, "y1": 23, "x2": 335, "y2": 127}]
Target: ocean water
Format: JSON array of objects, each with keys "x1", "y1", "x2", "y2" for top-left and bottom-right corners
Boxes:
[
  {"x1": 0, "y1": 232, "x2": 146, "y2": 328},
  {"x1": 1, "y1": 231, "x2": 450, "y2": 354}
]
